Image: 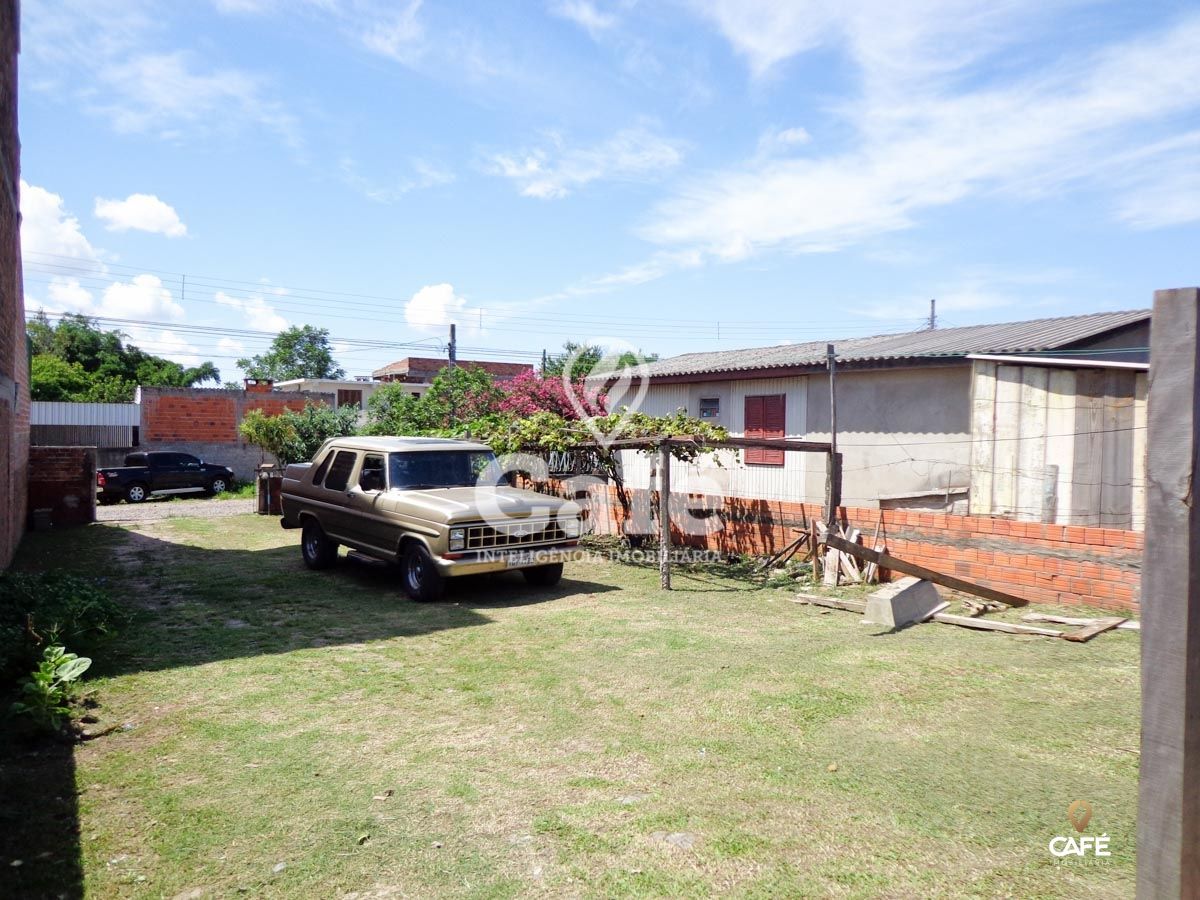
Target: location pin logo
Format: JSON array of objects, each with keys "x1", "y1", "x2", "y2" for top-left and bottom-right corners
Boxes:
[{"x1": 1068, "y1": 800, "x2": 1092, "y2": 833}]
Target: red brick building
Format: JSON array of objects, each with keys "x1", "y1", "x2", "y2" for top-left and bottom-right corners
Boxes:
[
  {"x1": 372, "y1": 357, "x2": 532, "y2": 384},
  {"x1": 0, "y1": 0, "x2": 27, "y2": 567}
]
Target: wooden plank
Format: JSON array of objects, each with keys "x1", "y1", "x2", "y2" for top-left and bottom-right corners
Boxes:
[
  {"x1": 822, "y1": 547, "x2": 840, "y2": 586},
  {"x1": 1138, "y1": 286, "x2": 1200, "y2": 898},
  {"x1": 1062, "y1": 616, "x2": 1127, "y2": 643},
  {"x1": 825, "y1": 533, "x2": 1031, "y2": 608},
  {"x1": 931, "y1": 613, "x2": 1064, "y2": 637},
  {"x1": 1022, "y1": 612, "x2": 1140, "y2": 631},
  {"x1": 791, "y1": 594, "x2": 866, "y2": 613}
]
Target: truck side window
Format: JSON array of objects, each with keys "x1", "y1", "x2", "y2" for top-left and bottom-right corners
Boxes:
[
  {"x1": 359, "y1": 454, "x2": 385, "y2": 492},
  {"x1": 311, "y1": 451, "x2": 333, "y2": 485},
  {"x1": 322, "y1": 451, "x2": 357, "y2": 492}
]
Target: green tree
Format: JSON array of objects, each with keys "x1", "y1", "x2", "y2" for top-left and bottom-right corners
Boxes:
[
  {"x1": 238, "y1": 403, "x2": 361, "y2": 467},
  {"x1": 237, "y1": 326, "x2": 345, "y2": 381},
  {"x1": 27, "y1": 313, "x2": 221, "y2": 401},
  {"x1": 238, "y1": 409, "x2": 299, "y2": 467},
  {"x1": 542, "y1": 341, "x2": 658, "y2": 379},
  {"x1": 365, "y1": 366, "x2": 504, "y2": 435}
]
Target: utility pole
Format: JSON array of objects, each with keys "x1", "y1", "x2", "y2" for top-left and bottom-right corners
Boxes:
[
  {"x1": 541, "y1": 348, "x2": 547, "y2": 376},
  {"x1": 928, "y1": 298, "x2": 937, "y2": 330},
  {"x1": 448, "y1": 324, "x2": 457, "y2": 370}
]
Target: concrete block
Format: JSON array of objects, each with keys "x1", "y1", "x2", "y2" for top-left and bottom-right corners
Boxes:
[{"x1": 863, "y1": 576, "x2": 943, "y2": 628}]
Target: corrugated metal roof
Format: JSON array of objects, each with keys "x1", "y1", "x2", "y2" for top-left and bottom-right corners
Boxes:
[
  {"x1": 645, "y1": 309, "x2": 1150, "y2": 378},
  {"x1": 31, "y1": 401, "x2": 140, "y2": 426}
]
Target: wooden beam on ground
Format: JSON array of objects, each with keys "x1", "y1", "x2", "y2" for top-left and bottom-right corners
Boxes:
[
  {"x1": 1022, "y1": 613, "x2": 1140, "y2": 631},
  {"x1": 1062, "y1": 616, "x2": 1127, "y2": 643},
  {"x1": 1138, "y1": 286, "x2": 1200, "y2": 898},
  {"x1": 791, "y1": 594, "x2": 866, "y2": 613},
  {"x1": 824, "y1": 533, "x2": 1031, "y2": 608},
  {"x1": 930, "y1": 613, "x2": 1064, "y2": 637}
]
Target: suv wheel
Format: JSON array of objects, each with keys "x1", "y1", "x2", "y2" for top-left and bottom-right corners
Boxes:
[
  {"x1": 522, "y1": 563, "x2": 563, "y2": 587},
  {"x1": 402, "y1": 543, "x2": 445, "y2": 602},
  {"x1": 125, "y1": 483, "x2": 148, "y2": 503},
  {"x1": 209, "y1": 476, "x2": 230, "y2": 495},
  {"x1": 301, "y1": 520, "x2": 338, "y2": 570}
]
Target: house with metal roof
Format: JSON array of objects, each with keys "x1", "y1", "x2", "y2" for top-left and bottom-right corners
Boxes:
[{"x1": 621, "y1": 309, "x2": 1151, "y2": 529}]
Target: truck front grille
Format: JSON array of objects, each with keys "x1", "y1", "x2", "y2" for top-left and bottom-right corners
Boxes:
[{"x1": 465, "y1": 520, "x2": 568, "y2": 550}]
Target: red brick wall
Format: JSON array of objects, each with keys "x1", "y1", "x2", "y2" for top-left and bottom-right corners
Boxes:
[
  {"x1": 28, "y1": 446, "x2": 96, "y2": 528},
  {"x1": 140, "y1": 387, "x2": 329, "y2": 443},
  {"x1": 550, "y1": 482, "x2": 1142, "y2": 614},
  {"x1": 0, "y1": 0, "x2": 27, "y2": 568}
]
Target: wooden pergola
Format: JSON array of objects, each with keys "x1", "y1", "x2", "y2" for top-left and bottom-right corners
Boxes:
[{"x1": 562, "y1": 435, "x2": 837, "y2": 589}]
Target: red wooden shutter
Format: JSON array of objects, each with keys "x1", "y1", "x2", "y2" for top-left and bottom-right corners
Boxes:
[{"x1": 745, "y1": 394, "x2": 785, "y2": 466}]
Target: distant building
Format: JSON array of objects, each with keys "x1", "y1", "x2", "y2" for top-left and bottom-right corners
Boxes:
[
  {"x1": 273, "y1": 377, "x2": 391, "y2": 411},
  {"x1": 372, "y1": 357, "x2": 532, "y2": 384}
]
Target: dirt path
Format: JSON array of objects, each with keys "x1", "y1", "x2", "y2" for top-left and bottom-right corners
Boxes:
[{"x1": 96, "y1": 497, "x2": 257, "y2": 523}]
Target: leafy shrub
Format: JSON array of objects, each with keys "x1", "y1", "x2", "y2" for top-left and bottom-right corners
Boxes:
[
  {"x1": 9, "y1": 645, "x2": 92, "y2": 734},
  {"x1": 0, "y1": 572, "x2": 126, "y2": 686}
]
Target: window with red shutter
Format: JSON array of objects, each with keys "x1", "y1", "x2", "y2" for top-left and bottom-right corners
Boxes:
[{"x1": 744, "y1": 394, "x2": 785, "y2": 465}]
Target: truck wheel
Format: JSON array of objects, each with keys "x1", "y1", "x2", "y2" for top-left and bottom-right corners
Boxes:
[
  {"x1": 402, "y1": 543, "x2": 445, "y2": 602},
  {"x1": 209, "y1": 476, "x2": 230, "y2": 495},
  {"x1": 522, "y1": 563, "x2": 563, "y2": 587},
  {"x1": 301, "y1": 520, "x2": 338, "y2": 570},
  {"x1": 125, "y1": 483, "x2": 148, "y2": 503}
]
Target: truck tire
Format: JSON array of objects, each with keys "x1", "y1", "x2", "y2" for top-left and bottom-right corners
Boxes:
[
  {"x1": 125, "y1": 483, "x2": 149, "y2": 503},
  {"x1": 402, "y1": 543, "x2": 445, "y2": 602},
  {"x1": 522, "y1": 563, "x2": 563, "y2": 587},
  {"x1": 208, "y1": 476, "x2": 230, "y2": 495},
  {"x1": 301, "y1": 519, "x2": 338, "y2": 570}
]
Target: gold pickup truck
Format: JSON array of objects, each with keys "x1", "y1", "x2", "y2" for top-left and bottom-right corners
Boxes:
[{"x1": 280, "y1": 436, "x2": 586, "y2": 601}]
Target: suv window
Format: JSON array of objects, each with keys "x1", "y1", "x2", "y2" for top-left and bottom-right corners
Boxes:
[
  {"x1": 359, "y1": 454, "x2": 386, "y2": 492},
  {"x1": 310, "y1": 450, "x2": 333, "y2": 485},
  {"x1": 322, "y1": 451, "x2": 358, "y2": 492}
]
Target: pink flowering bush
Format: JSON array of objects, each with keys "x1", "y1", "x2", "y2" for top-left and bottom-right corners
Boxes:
[{"x1": 496, "y1": 371, "x2": 605, "y2": 420}]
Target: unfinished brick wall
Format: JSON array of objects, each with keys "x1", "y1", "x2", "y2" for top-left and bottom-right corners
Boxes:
[
  {"x1": 0, "y1": 0, "x2": 27, "y2": 567},
  {"x1": 137, "y1": 386, "x2": 336, "y2": 480},
  {"x1": 28, "y1": 446, "x2": 96, "y2": 528},
  {"x1": 550, "y1": 481, "x2": 1142, "y2": 613}
]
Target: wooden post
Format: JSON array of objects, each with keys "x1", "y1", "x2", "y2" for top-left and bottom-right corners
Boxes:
[
  {"x1": 825, "y1": 344, "x2": 839, "y2": 527},
  {"x1": 1138, "y1": 287, "x2": 1200, "y2": 897},
  {"x1": 658, "y1": 440, "x2": 672, "y2": 590}
]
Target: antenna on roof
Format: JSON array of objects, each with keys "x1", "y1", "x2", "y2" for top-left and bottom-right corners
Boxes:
[{"x1": 928, "y1": 298, "x2": 937, "y2": 330}]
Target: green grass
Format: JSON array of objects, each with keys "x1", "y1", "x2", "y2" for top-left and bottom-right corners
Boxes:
[
  {"x1": 0, "y1": 515, "x2": 1139, "y2": 898},
  {"x1": 215, "y1": 482, "x2": 257, "y2": 499}
]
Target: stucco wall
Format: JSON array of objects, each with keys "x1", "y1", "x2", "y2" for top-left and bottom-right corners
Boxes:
[{"x1": 630, "y1": 364, "x2": 971, "y2": 510}]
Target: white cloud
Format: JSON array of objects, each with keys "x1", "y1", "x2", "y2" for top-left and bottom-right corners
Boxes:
[
  {"x1": 124, "y1": 326, "x2": 207, "y2": 367},
  {"x1": 214, "y1": 290, "x2": 289, "y2": 333},
  {"x1": 338, "y1": 157, "x2": 454, "y2": 203},
  {"x1": 217, "y1": 336, "x2": 248, "y2": 357},
  {"x1": 404, "y1": 283, "x2": 467, "y2": 331},
  {"x1": 94, "y1": 193, "x2": 188, "y2": 237},
  {"x1": 361, "y1": 0, "x2": 426, "y2": 65},
  {"x1": 93, "y1": 51, "x2": 299, "y2": 146},
  {"x1": 643, "y1": 9, "x2": 1200, "y2": 258},
  {"x1": 549, "y1": 0, "x2": 617, "y2": 37},
  {"x1": 99, "y1": 274, "x2": 185, "y2": 320},
  {"x1": 490, "y1": 125, "x2": 684, "y2": 199},
  {"x1": 757, "y1": 126, "x2": 811, "y2": 156},
  {"x1": 20, "y1": 181, "x2": 103, "y2": 266}
]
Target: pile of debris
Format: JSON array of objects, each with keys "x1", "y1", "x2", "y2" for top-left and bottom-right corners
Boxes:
[{"x1": 789, "y1": 522, "x2": 1135, "y2": 643}]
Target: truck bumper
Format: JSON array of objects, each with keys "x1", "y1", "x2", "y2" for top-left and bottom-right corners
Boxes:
[{"x1": 434, "y1": 545, "x2": 588, "y2": 577}]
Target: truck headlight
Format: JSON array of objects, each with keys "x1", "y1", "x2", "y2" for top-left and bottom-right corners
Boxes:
[
  {"x1": 449, "y1": 528, "x2": 465, "y2": 550},
  {"x1": 561, "y1": 517, "x2": 581, "y2": 538}
]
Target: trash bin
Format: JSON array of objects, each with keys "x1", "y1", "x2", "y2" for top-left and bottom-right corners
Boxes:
[{"x1": 256, "y1": 463, "x2": 283, "y2": 515}]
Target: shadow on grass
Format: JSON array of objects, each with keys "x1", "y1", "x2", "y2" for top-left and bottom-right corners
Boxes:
[
  {"x1": 1, "y1": 521, "x2": 618, "y2": 894},
  {"x1": 0, "y1": 734, "x2": 81, "y2": 899}
]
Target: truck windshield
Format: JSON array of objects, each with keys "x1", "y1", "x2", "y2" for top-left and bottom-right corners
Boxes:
[{"x1": 388, "y1": 450, "x2": 501, "y2": 489}]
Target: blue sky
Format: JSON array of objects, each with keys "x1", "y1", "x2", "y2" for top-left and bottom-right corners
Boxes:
[{"x1": 17, "y1": 0, "x2": 1200, "y2": 380}]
